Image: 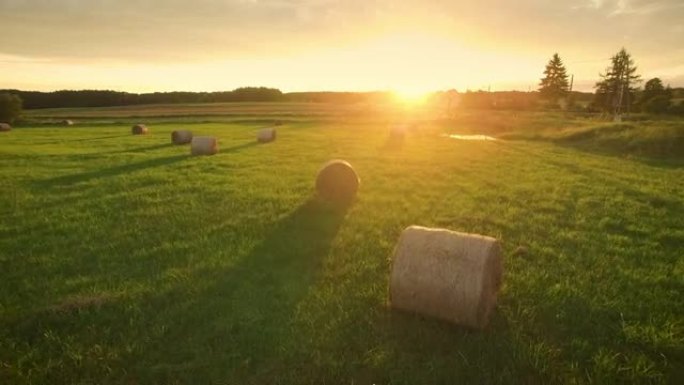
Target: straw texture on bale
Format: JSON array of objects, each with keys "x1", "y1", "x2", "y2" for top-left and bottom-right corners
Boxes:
[
  {"x1": 191, "y1": 136, "x2": 218, "y2": 156},
  {"x1": 132, "y1": 124, "x2": 149, "y2": 135},
  {"x1": 172, "y1": 130, "x2": 193, "y2": 145},
  {"x1": 61, "y1": 120, "x2": 74, "y2": 126},
  {"x1": 389, "y1": 226, "x2": 503, "y2": 329},
  {"x1": 390, "y1": 124, "x2": 407, "y2": 139},
  {"x1": 315, "y1": 159, "x2": 359, "y2": 204},
  {"x1": 257, "y1": 127, "x2": 276, "y2": 143},
  {"x1": 0, "y1": 123, "x2": 11, "y2": 132}
]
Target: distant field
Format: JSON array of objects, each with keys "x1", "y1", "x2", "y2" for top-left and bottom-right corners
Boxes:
[
  {"x1": 1, "y1": 106, "x2": 683, "y2": 384},
  {"x1": 21, "y1": 102, "x2": 425, "y2": 124}
]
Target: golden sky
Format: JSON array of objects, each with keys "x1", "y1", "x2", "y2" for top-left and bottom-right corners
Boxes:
[{"x1": 1, "y1": 0, "x2": 683, "y2": 93}]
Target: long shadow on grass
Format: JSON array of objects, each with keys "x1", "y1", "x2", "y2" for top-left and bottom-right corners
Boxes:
[
  {"x1": 221, "y1": 141, "x2": 260, "y2": 153},
  {"x1": 97, "y1": 143, "x2": 174, "y2": 155},
  {"x1": 122, "y1": 197, "x2": 348, "y2": 381},
  {"x1": 70, "y1": 134, "x2": 130, "y2": 142},
  {"x1": 1, "y1": 198, "x2": 349, "y2": 383},
  {"x1": 40, "y1": 154, "x2": 188, "y2": 187}
]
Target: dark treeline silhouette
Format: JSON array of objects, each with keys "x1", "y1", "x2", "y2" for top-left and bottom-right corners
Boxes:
[
  {"x1": 1, "y1": 86, "x2": 677, "y2": 113},
  {"x1": 284, "y1": 91, "x2": 392, "y2": 103},
  {"x1": 0, "y1": 87, "x2": 284, "y2": 109}
]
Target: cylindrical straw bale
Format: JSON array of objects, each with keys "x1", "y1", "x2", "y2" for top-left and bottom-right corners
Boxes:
[
  {"x1": 61, "y1": 119, "x2": 74, "y2": 126},
  {"x1": 172, "y1": 130, "x2": 193, "y2": 144},
  {"x1": 390, "y1": 124, "x2": 407, "y2": 139},
  {"x1": 389, "y1": 226, "x2": 503, "y2": 329},
  {"x1": 132, "y1": 124, "x2": 149, "y2": 135},
  {"x1": 315, "y1": 159, "x2": 359, "y2": 204},
  {"x1": 0, "y1": 123, "x2": 11, "y2": 132},
  {"x1": 257, "y1": 127, "x2": 276, "y2": 143},
  {"x1": 191, "y1": 136, "x2": 218, "y2": 156}
]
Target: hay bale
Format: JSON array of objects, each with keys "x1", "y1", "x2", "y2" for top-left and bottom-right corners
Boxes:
[
  {"x1": 0, "y1": 123, "x2": 11, "y2": 132},
  {"x1": 191, "y1": 136, "x2": 218, "y2": 156},
  {"x1": 390, "y1": 124, "x2": 407, "y2": 139},
  {"x1": 389, "y1": 226, "x2": 503, "y2": 329},
  {"x1": 315, "y1": 159, "x2": 359, "y2": 204},
  {"x1": 274, "y1": 120, "x2": 283, "y2": 126},
  {"x1": 61, "y1": 119, "x2": 74, "y2": 126},
  {"x1": 172, "y1": 130, "x2": 193, "y2": 145},
  {"x1": 257, "y1": 127, "x2": 276, "y2": 143},
  {"x1": 132, "y1": 124, "x2": 149, "y2": 135}
]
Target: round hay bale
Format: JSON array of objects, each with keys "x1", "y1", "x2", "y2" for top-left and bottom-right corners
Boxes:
[
  {"x1": 257, "y1": 127, "x2": 276, "y2": 143},
  {"x1": 132, "y1": 124, "x2": 149, "y2": 135},
  {"x1": 390, "y1": 124, "x2": 407, "y2": 139},
  {"x1": 0, "y1": 123, "x2": 11, "y2": 132},
  {"x1": 191, "y1": 136, "x2": 218, "y2": 156},
  {"x1": 172, "y1": 130, "x2": 193, "y2": 145},
  {"x1": 61, "y1": 119, "x2": 74, "y2": 126},
  {"x1": 315, "y1": 159, "x2": 359, "y2": 204},
  {"x1": 389, "y1": 226, "x2": 503, "y2": 329}
]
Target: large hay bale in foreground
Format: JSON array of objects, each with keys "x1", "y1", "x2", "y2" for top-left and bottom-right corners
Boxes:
[
  {"x1": 0, "y1": 123, "x2": 11, "y2": 132},
  {"x1": 132, "y1": 124, "x2": 149, "y2": 135},
  {"x1": 315, "y1": 159, "x2": 359, "y2": 204},
  {"x1": 390, "y1": 226, "x2": 503, "y2": 329},
  {"x1": 390, "y1": 124, "x2": 407, "y2": 140},
  {"x1": 257, "y1": 127, "x2": 276, "y2": 143},
  {"x1": 191, "y1": 136, "x2": 218, "y2": 156},
  {"x1": 172, "y1": 130, "x2": 193, "y2": 145}
]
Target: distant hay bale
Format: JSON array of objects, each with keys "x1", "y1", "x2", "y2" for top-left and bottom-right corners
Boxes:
[
  {"x1": 132, "y1": 124, "x2": 149, "y2": 135},
  {"x1": 315, "y1": 159, "x2": 359, "y2": 204},
  {"x1": 191, "y1": 136, "x2": 218, "y2": 156},
  {"x1": 389, "y1": 226, "x2": 503, "y2": 329},
  {"x1": 172, "y1": 130, "x2": 193, "y2": 145},
  {"x1": 257, "y1": 127, "x2": 276, "y2": 143},
  {"x1": 0, "y1": 123, "x2": 11, "y2": 132},
  {"x1": 61, "y1": 119, "x2": 74, "y2": 126}
]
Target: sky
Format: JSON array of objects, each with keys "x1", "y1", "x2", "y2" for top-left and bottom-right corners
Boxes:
[{"x1": 1, "y1": 0, "x2": 683, "y2": 93}]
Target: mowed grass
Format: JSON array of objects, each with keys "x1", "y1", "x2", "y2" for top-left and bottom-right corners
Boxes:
[{"x1": 1, "y1": 117, "x2": 683, "y2": 384}]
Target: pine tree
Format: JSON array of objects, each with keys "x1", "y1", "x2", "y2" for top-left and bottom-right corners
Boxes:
[
  {"x1": 593, "y1": 48, "x2": 641, "y2": 115},
  {"x1": 538, "y1": 53, "x2": 570, "y2": 103}
]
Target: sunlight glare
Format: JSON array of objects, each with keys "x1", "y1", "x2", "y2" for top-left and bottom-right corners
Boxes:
[{"x1": 393, "y1": 87, "x2": 429, "y2": 104}]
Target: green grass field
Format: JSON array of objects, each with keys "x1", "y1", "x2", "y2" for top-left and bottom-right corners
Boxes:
[{"x1": 1, "y1": 105, "x2": 683, "y2": 384}]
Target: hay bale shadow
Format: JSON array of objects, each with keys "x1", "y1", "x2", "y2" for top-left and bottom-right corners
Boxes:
[
  {"x1": 221, "y1": 141, "x2": 259, "y2": 154},
  {"x1": 100, "y1": 143, "x2": 174, "y2": 155},
  {"x1": 41, "y1": 154, "x2": 188, "y2": 186},
  {"x1": 116, "y1": 197, "x2": 348, "y2": 377}
]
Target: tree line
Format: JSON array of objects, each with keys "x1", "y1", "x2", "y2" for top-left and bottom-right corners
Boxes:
[
  {"x1": 0, "y1": 87, "x2": 284, "y2": 110},
  {"x1": 538, "y1": 49, "x2": 684, "y2": 115}
]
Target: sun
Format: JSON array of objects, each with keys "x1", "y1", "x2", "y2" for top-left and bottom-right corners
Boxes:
[{"x1": 393, "y1": 88, "x2": 429, "y2": 104}]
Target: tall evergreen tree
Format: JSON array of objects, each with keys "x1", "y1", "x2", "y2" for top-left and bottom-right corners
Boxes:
[
  {"x1": 539, "y1": 53, "x2": 570, "y2": 103},
  {"x1": 593, "y1": 48, "x2": 641, "y2": 114}
]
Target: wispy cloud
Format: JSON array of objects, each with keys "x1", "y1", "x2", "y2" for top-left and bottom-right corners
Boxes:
[{"x1": 1, "y1": 0, "x2": 682, "y2": 91}]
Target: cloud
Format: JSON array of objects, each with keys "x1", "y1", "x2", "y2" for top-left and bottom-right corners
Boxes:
[{"x1": 0, "y1": 0, "x2": 682, "y2": 90}]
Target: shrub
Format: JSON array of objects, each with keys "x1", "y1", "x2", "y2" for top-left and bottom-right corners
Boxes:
[{"x1": 0, "y1": 93, "x2": 23, "y2": 123}]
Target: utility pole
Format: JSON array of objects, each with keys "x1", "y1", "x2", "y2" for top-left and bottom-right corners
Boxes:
[
  {"x1": 615, "y1": 66, "x2": 625, "y2": 122},
  {"x1": 569, "y1": 74, "x2": 574, "y2": 92}
]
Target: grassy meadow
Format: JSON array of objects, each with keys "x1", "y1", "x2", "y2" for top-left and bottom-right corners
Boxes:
[{"x1": 1, "y1": 104, "x2": 683, "y2": 384}]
